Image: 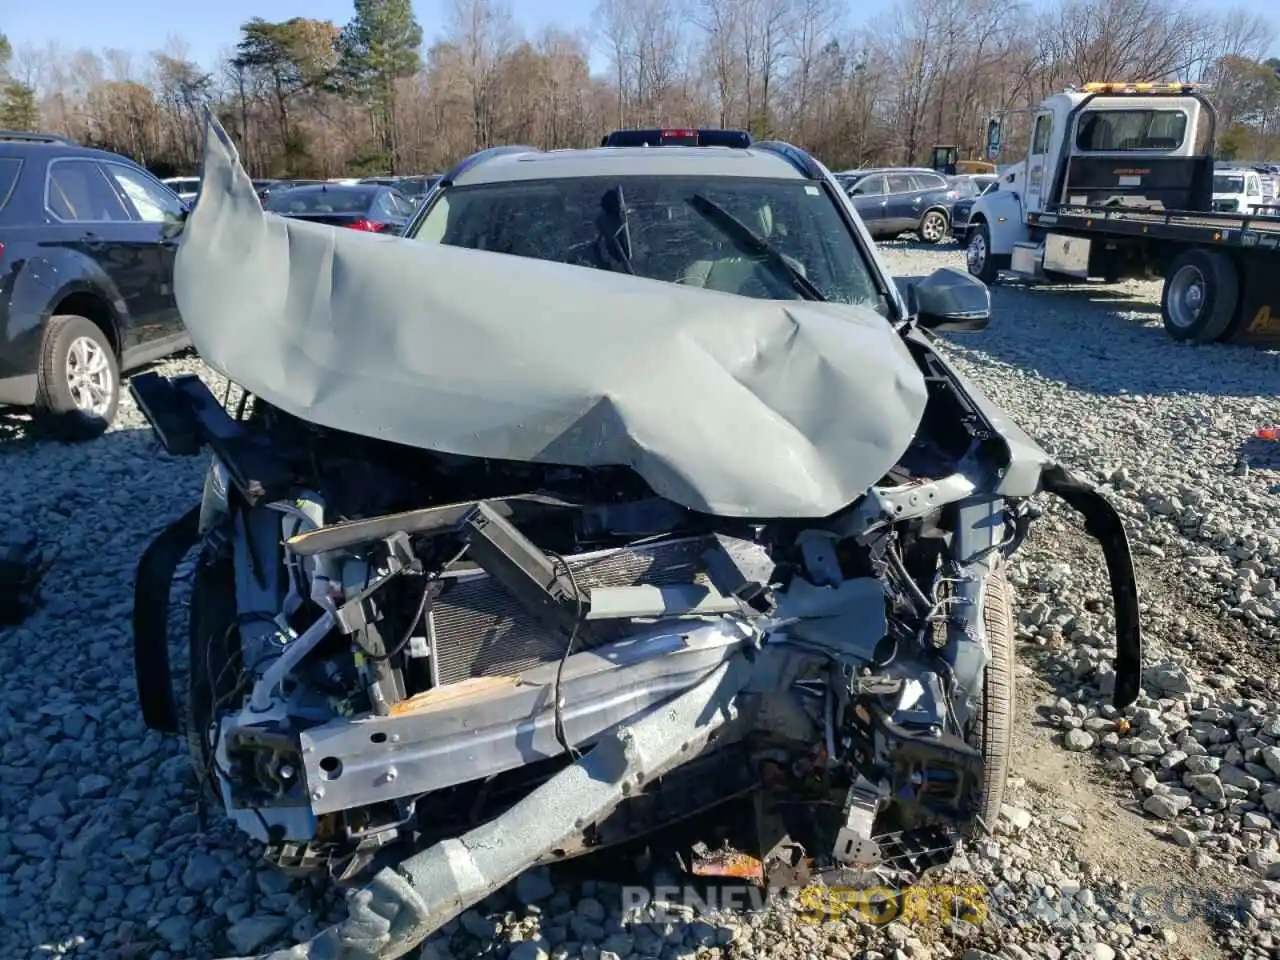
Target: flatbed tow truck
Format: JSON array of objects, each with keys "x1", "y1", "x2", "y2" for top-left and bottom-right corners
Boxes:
[{"x1": 963, "y1": 81, "x2": 1280, "y2": 345}]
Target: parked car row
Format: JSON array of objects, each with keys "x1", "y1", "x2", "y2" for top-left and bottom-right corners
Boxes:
[
  {"x1": 832, "y1": 167, "x2": 995, "y2": 244},
  {"x1": 357, "y1": 173, "x2": 442, "y2": 203}
]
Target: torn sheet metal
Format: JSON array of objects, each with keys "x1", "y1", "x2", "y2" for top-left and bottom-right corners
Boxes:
[{"x1": 174, "y1": 117, "x2": 929, "y2": 519}]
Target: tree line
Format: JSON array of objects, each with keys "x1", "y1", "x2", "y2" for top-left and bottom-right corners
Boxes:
[{"x1": 1, "y1": 0, "x2": 1279, "y2": 180}]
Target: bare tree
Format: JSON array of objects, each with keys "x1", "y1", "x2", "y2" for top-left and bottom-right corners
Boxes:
[{"x1": 9, "y1": 0, "x2": 1279, "y2": 177}]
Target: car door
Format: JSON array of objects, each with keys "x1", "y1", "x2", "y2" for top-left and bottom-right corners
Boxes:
[
  {"x1": 847, "y1": 175, "x2": 890, "y2": 236},
  {"x1": 98, "y1": 160, "x2": 188, "y2": 356},
  {"x1": 44, "y1": 157, "x2": 144, "y2": 348},
  {"x1": 883, "y1": 174, "x2": 918, "y2": 231}
]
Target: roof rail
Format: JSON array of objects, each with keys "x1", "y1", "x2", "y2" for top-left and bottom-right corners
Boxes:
[
  {"x1": 0, "y1": 130, "x2": 76, "y2": 145},
  {"x1": 439, "y1": 145, "x2": 538, "y2": 187},
  {"x1": 753, "y1": 140, "x2": 825, "y2": 179}
]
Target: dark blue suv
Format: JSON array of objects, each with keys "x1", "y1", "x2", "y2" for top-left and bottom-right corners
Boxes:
[
  {"x1": 0, "y1": 130, "x2": 190, "y2": 439},
  {"x1": 836, "y1": 167, "x2": 961, "y2": 244}
]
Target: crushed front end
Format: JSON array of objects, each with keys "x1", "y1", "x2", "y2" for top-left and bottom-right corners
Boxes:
[{"x1": 130, "y1": 354, "x2": 1141, "y2": 959}]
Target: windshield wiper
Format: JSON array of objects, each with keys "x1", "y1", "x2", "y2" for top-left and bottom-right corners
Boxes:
[
  {"x1": 686, "y1": 193, "x2": 826, "y2": 301},
  {"x1": 596, "y1": 185, "x2": 636, "y2": 275}
]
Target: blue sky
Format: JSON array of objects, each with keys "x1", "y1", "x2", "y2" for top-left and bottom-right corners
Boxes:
[{"x1": 3, "y1": 0, "x2": 1276, "y2": 78}]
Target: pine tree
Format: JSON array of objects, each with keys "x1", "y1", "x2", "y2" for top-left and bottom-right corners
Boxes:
[{"x1": 337, "y1": 0, "x2": 424, "y2": 172}]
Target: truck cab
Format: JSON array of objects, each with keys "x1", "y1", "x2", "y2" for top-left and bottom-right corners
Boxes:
[
  {"x1": 965, "y1": 83, "x2": 1215, "y2": 281},
  {"x1": 1211, "y1": 167, "x2": 1265, "y2": 212}
]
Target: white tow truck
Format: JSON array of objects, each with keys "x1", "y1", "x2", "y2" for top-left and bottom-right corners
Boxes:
[{"x1": 962, "y1": 81, "x2": 1280, "y2": 345}]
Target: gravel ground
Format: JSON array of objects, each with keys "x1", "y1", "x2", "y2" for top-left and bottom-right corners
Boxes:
[{"x1": 2, "y1": 242, "x2": 1280, "y2": 960}]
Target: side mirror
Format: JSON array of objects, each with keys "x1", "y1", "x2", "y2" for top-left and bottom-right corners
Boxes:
[
  {"x1": 911, "y1": 267, "x2": 990, "y2": 332},
  {"x1": 986, "y1": 117, "x2": 1003, "y2": 160}
]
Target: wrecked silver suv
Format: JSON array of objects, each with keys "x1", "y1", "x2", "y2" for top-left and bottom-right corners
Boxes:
[{"x1": 131, "y1": 121, "x2": 1142, "y2": 959}]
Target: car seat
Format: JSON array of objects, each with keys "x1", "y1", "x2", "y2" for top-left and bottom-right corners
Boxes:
[{"x1": 679, "y1": 204, "x2": 807, "y2": 296}]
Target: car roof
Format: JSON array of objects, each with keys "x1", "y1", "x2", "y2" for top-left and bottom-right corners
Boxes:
[
  {"x1": 0, "y1": 139, "x2": 143, "y2": 163},
  {"x1": 449, "y1": 146, "x2": 811, "y2": 186}
]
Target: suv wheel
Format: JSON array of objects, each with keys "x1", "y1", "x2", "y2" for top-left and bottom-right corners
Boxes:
[
  {"x1": 918, "y1": 209, "x2": 948, "y2": 244},
  {"x1": 33, "y1": 314, "x2": 121, "y2": 440}
]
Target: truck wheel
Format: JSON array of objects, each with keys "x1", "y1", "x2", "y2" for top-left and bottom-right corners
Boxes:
[
  {"x1": 918, "y1": 209, "x2": 949, "y2": 244},
  {"x1": 966, "y1": 222, "x2": 1003, "y2": 284},
  {"x1": 1161, "y1": 248, "x2": 1239, "y2": 343},
  {"x1": 33, "y1": 315, "x2": 121, "y2": 440}
]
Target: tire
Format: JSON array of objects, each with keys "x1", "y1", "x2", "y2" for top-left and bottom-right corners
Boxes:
[
  {"x1": 187, "y1": 556, "x2": 240, "y2": 804},
  {"x1": 967, "y1": 559, "x2": 1015, "y2": 837},
  {"x1": 32, "y1": 314, "x2": 120, "y2": 440},
  {"x1": 966, "y1": 221, "x2": 1003, "y2": 284},
  {"x1": 1160, "y1": 248, "x2": 1240, "y2": 344},
  {"x1": 918, "y1": 209, "x2": 949, "y2": 245}
]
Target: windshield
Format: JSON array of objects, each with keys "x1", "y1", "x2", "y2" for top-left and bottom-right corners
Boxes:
[
  {"x1": 266, "y1": 187, "x2": 377, "y2": 214},
  {"x1": 1214, "y1": 174, "x2": 1245, "y2": 194},
  {"x1": 1075, "y1": 109, "x2": 1187, "y2": 151},
  {"x1": 409, "y1": 176, "x2": 882, "y2": 307}
]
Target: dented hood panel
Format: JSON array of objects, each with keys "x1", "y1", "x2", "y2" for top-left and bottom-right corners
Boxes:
[{"x1": 173, "y1": 118, "x2": 930, "y2": 518}]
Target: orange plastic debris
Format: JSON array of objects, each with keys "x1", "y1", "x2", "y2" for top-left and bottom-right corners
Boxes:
[
  {"x1": 692, "y1": 849, "x2": 766, "y2": 884},
  {"x1": 1256, "y1": 426, "x2": 1278, "y2": 441}
]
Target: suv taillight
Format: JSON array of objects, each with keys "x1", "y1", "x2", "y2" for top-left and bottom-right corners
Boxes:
[{"x1": 347, "y1": 219, "x2": 388, "y2": 232}]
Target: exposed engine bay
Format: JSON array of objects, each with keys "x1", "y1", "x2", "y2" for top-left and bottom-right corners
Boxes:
[
  {"x1": 126, "y1": 113, "x2": 1144, "y2": 960},
  {"x1": 131, "y1": 340, "x2": 1142, "y2": 959}
]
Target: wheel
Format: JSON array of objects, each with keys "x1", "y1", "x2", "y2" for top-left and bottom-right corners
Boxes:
[
  {"x1": 187, "y1": 554, "x2": 240, "y2": 804},
  {"x1": 966, "y1": 221, "x2": 1002, "y2": 284},
  {"x1": 968, "y1": 559, "x2": 1015, "y2": 835},
  {"x1": 33, "y1": 315, "x2": 120, "y2": 440},
  {"x1": 918, "y1": 209, "x2": 949, "y2": 245},
  {"x1": 1161, "y1": 248, "x2": 1239, "y2": 343}
]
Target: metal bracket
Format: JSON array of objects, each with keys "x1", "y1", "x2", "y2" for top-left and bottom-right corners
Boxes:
[
  {"x1": 833, "y1": 776, "x2": 883, "y2": 866},
  {"x1": 333, "y1": 533, "x2": 418, "y2": 635}
]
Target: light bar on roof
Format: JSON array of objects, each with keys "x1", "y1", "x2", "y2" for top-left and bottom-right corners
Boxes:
[{"x1": 1081, "y1": 81, "x2": 1201, "y2": 94}]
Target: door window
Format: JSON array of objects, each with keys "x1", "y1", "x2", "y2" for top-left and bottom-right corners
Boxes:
[
  {"x1": 910, "y1": 173, "x2": 948, "y2": 191},
  {"x1": 1247, "y1": 176, "x2": 1262, "y2": 198},
  {"x1": 885, "y1": 174, "x2": 914, "y2": 194},
  {"x1": 1032, "y1": 115, "x2": 1053, "y2": 154},
  {"x1": 849, "y1": 175, "x2": 885, "y2": 197},
  {"x1": 103, "y1": 163, "x2": 187, "y2": 223},
  {"x1": 46, "y1": 160, "x2": 130, "y2": 222}
]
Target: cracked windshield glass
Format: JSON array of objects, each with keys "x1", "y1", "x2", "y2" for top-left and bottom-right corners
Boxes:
[{"x1": 410, "y1": 176, "x2": 884, "y2": 306}]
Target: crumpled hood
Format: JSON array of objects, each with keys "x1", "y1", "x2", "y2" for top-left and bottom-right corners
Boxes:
[{"x1": 172, "y1": 117, "x2": 930, "y2": 518}]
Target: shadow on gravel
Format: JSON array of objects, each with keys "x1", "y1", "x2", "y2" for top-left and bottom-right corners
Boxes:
[{"x1": 947, "y1": 281, "x2": 1280, "y2": 399}]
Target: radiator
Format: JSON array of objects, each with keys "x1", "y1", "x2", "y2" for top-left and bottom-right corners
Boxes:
[{"x1": 427, "y1": 535, "x2": 727, "y2": 685}]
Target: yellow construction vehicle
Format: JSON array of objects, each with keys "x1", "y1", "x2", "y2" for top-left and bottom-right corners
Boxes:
[{"x1": 930, "y1": 145, "x2": 997, "y2": 176}]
